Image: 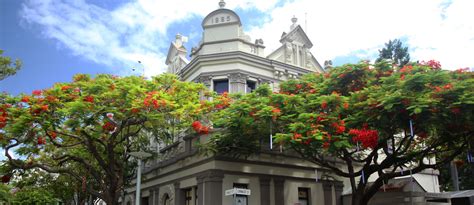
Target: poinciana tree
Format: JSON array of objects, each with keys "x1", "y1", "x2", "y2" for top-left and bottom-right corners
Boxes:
[
  {"x1": 207, "y1": 61, "x2": 474, "y2": 205},
  {"x1": 0, "y1": 73, "x2": 214, "y2": 204}
]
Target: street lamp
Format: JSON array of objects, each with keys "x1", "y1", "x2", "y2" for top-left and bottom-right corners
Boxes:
[{"x1": 129, "y1": 151, "x2": 152, "y2": 205}]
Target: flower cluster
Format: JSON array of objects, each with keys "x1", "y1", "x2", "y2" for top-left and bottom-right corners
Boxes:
[
  {"x1": 192, "y1": 121, "x2": 210, "y2": 135},
  {"x1": 0, "y1": 105, "x2": 8, "y2": 129},
  {"x1": 422, "y1": 60, "x2": 442, "y2": 70},
  {"x1": 102, "y1": 122, "x2": 116, "y2": 133},
  {"x1": 331, "y1": 120, "x2": 346, "y2": 134},
  {"x1": 37, "y1": 136, "x2": 46, "y2": 145},
  {"x1": 143, "y1": 92, "x2": 167, "y2": 109},
  {"x1": 84, "y1": 95, "x2": 94, "y2": 103},
  {"x1": 349, "y1": 128, "x2": 379, "y2": 149},
  {"x1": 215, "y1": 92, "x2": 230, "y2": 109}
]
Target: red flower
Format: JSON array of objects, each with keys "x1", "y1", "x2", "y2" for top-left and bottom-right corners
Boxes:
[
  {"x1": 272, "y1": 108, "x2": 281, "y2": 115},
  {"x1": 349, "y1": 128, "x2": 379, "y2": 149},
  {"x1": 1, "y1": 174, "x2": 12, "y2": 184},
  {"x1": 321, "y1": 101, "x2": 328, "y2": 109},
  {"x1": 296, "y1": 84, "x2": 303, "y2": 89},
  {"x1": 292, "y1": 133, "x2": 302, "y2": 140},
  {"x1": 102, "y1": 122, "x2": 116, "y2": 132},
  {"x1": 322, "y1": 141, "x2": 330, "y2": 149},
  {"x1": 21, "y1": 96, "x2": 30, "y2": 103},
  {"x1": 443, "y1": 83, "x2": 453, "y2": 90},
  {"x1": 41, "y1": 105, "x2": 49, "y2": 112},
  {"x1": 192, "y1": 121, "x2": 202, "y2": 132},
  {"x1": 451, "y1": 107, "x2": 461, "y2": 115},
  {"x1": 332, "y1": 121, "x2": 346, "y2": 134},
  {"x1": 343, "y1": 102, "x2": 349, "y2": 109},
  {"x1": 131, "y1": 108, "x2": 140, "y2": 114},
  {"x1": 215, "y1": 104, "x2": 225, "y2": 109},
  {"x1": 0, "y1": 117, "x2": 6, "y2": 129},
  {"x1": 46, "y1": 96, "x2": 57, "y2": 103},
  {"x1": 61, "y1": 85, "x2": 71, "y2": 91},
  {"x1": 426, "y1": 60, "x2": 441, "y2": 69},
  {"x1": 400, "y1": 74, "x2": 405, "y2": 80},
  {"x1": 84, "y1": 96, "x2": 94, "y2": 103},
  {"x1": 309, "y1": 89, "x2": 317, "y2": 94},
  {"x1": 32, "y1": 90, "x2": 42, "y2": 96},
  {"x1": 191, "y1": 121, "x2": 210, "y2": 135},
  {"x1": 37, "y1": 137, "x2": 46, "y2": 145},
  {"x1": 49, "y1": 131, "x2": 57, "y2": 140},
  {"x1": 200, "y1": 126, "x2": 209, "y2": 134}
]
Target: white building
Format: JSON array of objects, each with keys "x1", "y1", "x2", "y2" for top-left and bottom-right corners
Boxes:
[{"x1": 124, "y1": 1, "x2": 440, "y2": 205}]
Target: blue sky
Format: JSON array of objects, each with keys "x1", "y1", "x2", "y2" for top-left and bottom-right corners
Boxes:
[{"x1": 1, "y1": 0, "x2": 473, "y2": 96}]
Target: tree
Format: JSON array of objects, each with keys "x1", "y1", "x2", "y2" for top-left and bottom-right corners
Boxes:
[
  {"x1": 376, "y1": 39, "x2": 410, "y2": 67},
  {"x1": 207, "y1": 61, "x2": 473, "y2": 205},
  {"x1": 0, "y1": 73, "x2": 213, "y2": 204},
  {"x1": 10, "y1": 187, "x2": 57, "y2": 204},
  {"x1": 0, "y1": 49, "x2": 22, "y2": 81}
]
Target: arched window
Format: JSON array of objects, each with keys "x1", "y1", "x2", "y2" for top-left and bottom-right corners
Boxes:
[{"x1": 163, "y1": 194, "x2": 170, "y2": 205}]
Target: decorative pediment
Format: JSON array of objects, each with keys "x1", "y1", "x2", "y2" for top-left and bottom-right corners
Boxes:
[{"x1": 280, "y1": 25, "x2": 313, "y2": 49}]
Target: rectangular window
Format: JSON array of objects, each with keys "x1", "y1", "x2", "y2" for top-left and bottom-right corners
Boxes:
[
  {"x1": 195, "y1": 186, "x2": 198, "y2": 205},
  {"x1": 246, "y1": 81, "x2": 256, "y2": 93},
  {"x1": 214, "y1": 79, "x2": 229, "y2": 94},
  {"x1": 184, "y1": 188, "x2": 192, "y2": 205},
  {"x1": 141, "y1": 197, "x2": 149, "y2": 205},
  {"x1": 298, "y1": 188, "x2": 310, "y2": 205}
]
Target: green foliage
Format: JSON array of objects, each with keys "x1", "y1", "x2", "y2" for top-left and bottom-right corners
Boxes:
[
  {"x1": 11, "y1": 187, "x2": 57, "y2": 204},
  {"x1": 207, "y1": 60, "x2": 473, "y2": 205},
  {"x1": 0, "y1": 49, "x2": 22, "y2": 81},
  {"x1": 0, "y1": 73, "x2": 210, "y2": 204},
  {"x1": 376, "y1": 39, "x2": 410, "y2": 67}
]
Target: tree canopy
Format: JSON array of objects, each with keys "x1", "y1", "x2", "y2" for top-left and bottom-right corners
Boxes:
[
  {"x1": 0, "y1": 73, "x2": 213, "y2": 204},
  {"x1": 376, "y1": 39, "x2": 410, "y2": 67},
  {"x1": 0, "y1": 50, "x2": 22, "y2": 81},
  {"x1": 207, "y1": 61, "x2": 473, "y2": 205}
]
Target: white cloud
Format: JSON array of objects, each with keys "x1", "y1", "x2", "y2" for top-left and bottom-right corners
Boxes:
[
  {"x1": 20, "y1": 0, "x2": 281, "y2": 77},
  {"x1": 20, "y1": 0, "x2": 472, "y2": 74},
  {"x1": 247, "y1": 0, "x2": 474, "y2": 69}
]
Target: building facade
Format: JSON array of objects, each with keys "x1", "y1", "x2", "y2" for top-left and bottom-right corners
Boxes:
[{"x1": 124, "y1": 1, "x2": 439, "y2": 205}]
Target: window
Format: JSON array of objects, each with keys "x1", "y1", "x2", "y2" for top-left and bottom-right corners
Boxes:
[
  {"x1": 233, "y1": 183, "x2": 248, "y2": 205},
  {"x1": 214, "y1": 79, "x2": 229, "y2": 94},
  {"x1": 185, "y1": 189, "x2": 192, "y2": 205},
  {"x1": 246, "y1": 81, "x2": 256, "y2": 93},
  {"x1": 195, "y1": 186, "x2": 198, "y2": 205},
  {"x1": 141, "y1": 197, "x2": 149, "y2": 205},
  {"x1": 298, "y1": 188, "x2": 310, "y2": 205},
  {"x1": 163, "y1": 194, "x2": 170, "y2": 205}
]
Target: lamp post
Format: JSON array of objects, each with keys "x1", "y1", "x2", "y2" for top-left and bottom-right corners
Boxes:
[{"x1": 129, "y1": 151, "x2": 152, "y2": 205}]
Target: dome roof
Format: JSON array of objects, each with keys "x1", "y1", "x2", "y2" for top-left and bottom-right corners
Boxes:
[{"x1": 201, "y1": 8, "x2": 241, "y2": 28}]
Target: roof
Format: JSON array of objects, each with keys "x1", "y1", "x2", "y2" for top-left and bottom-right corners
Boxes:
[
  {"x1": 201, "y1": 8, "x2": 241, "y2": 28},
  {"x1": 279, "y1": 25, "x2": 313, "y2": 48},
  {"x1": 425, "y1": 190, "x2": 474, "y2": 199}
]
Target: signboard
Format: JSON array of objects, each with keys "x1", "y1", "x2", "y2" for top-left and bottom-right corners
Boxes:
[{"x1": 225, "y1": 188, "x2": 251, "y2": 196}]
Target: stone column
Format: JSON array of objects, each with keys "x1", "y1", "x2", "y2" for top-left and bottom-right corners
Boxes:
[
  {"x1": 152, "y1": 187, "x2": 160, "y2": 205},
  {"x1": 175, "y1": 182, "x2": 185, "y2": 205},
  {"x1": 196, "y1": 75, "x2": 212, "y2": 100},
  {"x1": 274, "y1": 178, "x2": 285, "y2": 205},
  {"x1": 334, "y1": 182, "x2": 344, "y2": 205},
  {"x1": 259, "y1": 177, "x2": 271, "y2": 205},
  {"x1": 228, "y1": 73, "x2": 247, "y2": 93},
  {"x1": 196, "y1": 170, "x2": 224, "y2": 205},
  {"x1": 323, "y1": 181, "x2": 333, "y2": 205}
]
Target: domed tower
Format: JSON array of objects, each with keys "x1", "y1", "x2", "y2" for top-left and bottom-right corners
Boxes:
[
  {"x1": 174, "y1": 1, "x2": 323, "y2": 95},
  {"x1": 190, "y1": 0, "x2": 264, "y2": 58}
]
